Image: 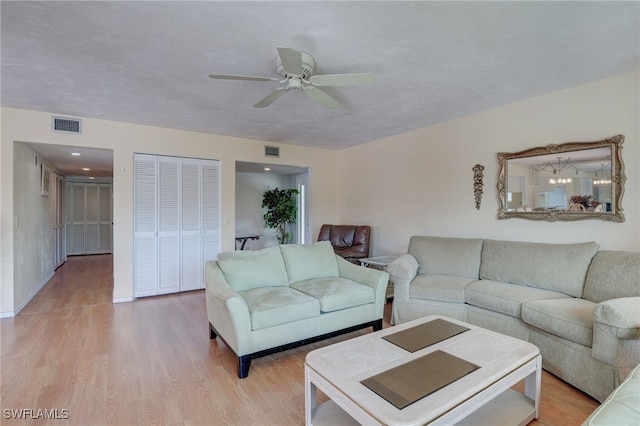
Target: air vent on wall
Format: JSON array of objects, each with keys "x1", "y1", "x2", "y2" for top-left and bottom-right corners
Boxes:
[
  {"x1": 264, "y1": 145, "x2": 280, "y2": 158},
  {"x1": 52, "y1": 116, "x2": 82, "y2": 134}
]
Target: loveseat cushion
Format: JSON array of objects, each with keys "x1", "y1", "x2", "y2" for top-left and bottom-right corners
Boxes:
[
  {"x1": 522, "y1": 298, "x2": 596, "y2": 347},
  {"x1": 409, "y1": 274, "x2": 475, "y2": 303},
  {"x1": 479, "y1": 240, "x2": 599, "y2": 297},
  {"x1": 280, "y1": 241, "x2": 339, "y2": 284},
  {"x1": 408, "y1": 236, "x2": 483, "y2": 279},
  {"x1": 291, "y1": 277, "x2": 374, "y2": 313},
  {"x1": 465, "y1": 280, "x2": 570, "y2": 318},
  {"x1": 239, "y1": 287, "x2": 320, "y2": 331},
  {"x1": 583, "y1": 251, "x2": 640, "y2": 303},
  {"x1": 217, "y1": 246, "x2": 289, "y2": 292}
]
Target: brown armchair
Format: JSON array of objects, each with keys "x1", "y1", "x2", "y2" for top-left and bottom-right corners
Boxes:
[{"x1": 317, "y1": 224, "x2": 371, "y2": 264}]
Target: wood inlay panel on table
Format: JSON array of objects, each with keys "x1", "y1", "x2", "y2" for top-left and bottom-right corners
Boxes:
[{"x1": 1, "y1": 256, "x2": 599, "y2": 425}]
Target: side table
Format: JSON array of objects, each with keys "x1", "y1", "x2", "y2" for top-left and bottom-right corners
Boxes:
[{"x1": 359, "y1": 255, "x2": 398, "y2": 302}]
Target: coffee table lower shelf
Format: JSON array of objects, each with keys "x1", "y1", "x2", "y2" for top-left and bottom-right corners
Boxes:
[{"x1": 310, "y1": 389, "x2": 536, "y2": 426}]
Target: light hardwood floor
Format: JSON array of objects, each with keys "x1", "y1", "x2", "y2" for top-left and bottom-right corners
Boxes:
[{"x1": 1, "y1": 255, "x2": 599, "y2": 425}]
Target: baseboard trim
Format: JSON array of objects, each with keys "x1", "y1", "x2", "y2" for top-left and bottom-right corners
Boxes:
[
  {"x1": 14, "y1": 271, "x2": 55, "y2": 315},
  {"x1": 113, "y1": 297, "x2": 133, "y2": 304},
  {"x1": 0, "y1": 310, "x2": 16, "y2": 318}
]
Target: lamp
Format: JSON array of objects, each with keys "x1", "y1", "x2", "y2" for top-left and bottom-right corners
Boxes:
[
  {"x1": 594, "y1": 163, "x2": 611, "y2": 186},
  {"x1": 548, "y1": 157, "x2": 572, "y2": 187}
]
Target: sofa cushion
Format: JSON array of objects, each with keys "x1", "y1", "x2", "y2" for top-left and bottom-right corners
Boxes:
[
  {"x1": 239, "y1": 287, "x2": 320, "y2": 331},
  {"x1": 409, "y1": 274, "x2": 476, "y2": 303},
  {"x1": 522, "y1": 298, "x2": 596, "y2": 347},
  {"x1": 583, "y1": 251, "x2": 640, "y2": 303},
  {"x1": 582, "y1": 362, "x2": 640, "y2": 425},
  {"x1": 280, "y1": 241, "x2": 339, "y2": 284},
  {"x1": 217, "y1": 246, "x2": 289, "y2": 292},
  {"x1": 291, "y1": 277, "x2": 374, "y2": 313},
  {"x1": 479, "y1": 240, "x2": 599, "y2": 297},
  {"x1": 465, "y1": 280, "x2": 571, "y2": 318},
  {"x1": 408, "y1": 236, "x2": 483, "y2": 279}
]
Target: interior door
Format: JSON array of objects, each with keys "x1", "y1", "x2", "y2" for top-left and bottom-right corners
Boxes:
[
  {"x1": 98, "y1": 184, "x2": 112, "y2": 253},
  {"x1": 133, "y1": 154, "x2": 159, "y2": 297},
  {"x1": 179, "y1": 159, "x2": 202, "y2": 291},
  {"x1": 157, "y1": 157, "x2": 180, "y2": 295},
  {"x1": 72, "y1": 183, "x2": 86, "y2": 255},
  {"x1": 201, "y1": 160, "x2": 221, "y2": 269},
  {"x1": 85, "y1": 184, "x2": 99, "y2": 254}
]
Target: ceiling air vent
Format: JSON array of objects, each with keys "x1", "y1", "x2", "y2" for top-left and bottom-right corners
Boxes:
[
  {"x1": 52, "y1": 116, "x2": 82, "y2": 134},
  {"x1": 264, "y1": 145, "x2": 280, "y2": 158}
]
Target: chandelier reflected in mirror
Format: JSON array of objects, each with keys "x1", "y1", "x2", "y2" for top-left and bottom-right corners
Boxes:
[
  {"x1": 546, "y1": 156, "x2": 572, "y2": 187},
  {"x1": 593, "y1": 162, "x2": 611, "y2": 186}
]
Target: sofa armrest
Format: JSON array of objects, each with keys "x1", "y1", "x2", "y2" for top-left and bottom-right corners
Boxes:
[
  {"x1": 204, "y1": 261, "x2": 253, "y2": 355},
  {"x1": 593, "y1": 297, "x2": 640, "y2": 334},
  {"x1": 336, "y1": 255, "x2": 389, "y2": 316},
  {"x1": 591, "y1": 297, "x2": 640, "y2": 367},
  {"x1": 385, "y1": 254, "x2": 418, "y2": 303}
]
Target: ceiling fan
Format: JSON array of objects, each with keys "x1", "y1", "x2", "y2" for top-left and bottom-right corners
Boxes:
[{"x1": 208, "y1": 47, "x2": 375, "y2": 109}]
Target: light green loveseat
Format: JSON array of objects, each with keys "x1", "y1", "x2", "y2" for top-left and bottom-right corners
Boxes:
[
  {"x1": 388, "y1": 236, "x2": 640, "y2": 402},
  {"x1": 205, "y1": 241, "x2": 389, "y2": 378}
]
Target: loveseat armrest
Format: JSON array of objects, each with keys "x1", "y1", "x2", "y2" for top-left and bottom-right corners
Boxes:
[
  {"x1": 336, "y1": 255, "x2": 389, "y2": 315},
  {"x1": 591, "y1": 297, "x2": 640, "y2": 367},
  {"x1": 385, "y1": 254, "x2": 419, "y2": 303},
  {"x1": 204, "y1": 261, "x2": 253, "y2": 355}
]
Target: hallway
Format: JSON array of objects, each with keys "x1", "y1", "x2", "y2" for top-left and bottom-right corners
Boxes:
[{"x1": 20, "y1": 254, "x2": 113, "y2": 315}]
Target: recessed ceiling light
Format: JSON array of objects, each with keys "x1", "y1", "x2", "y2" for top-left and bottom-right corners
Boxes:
[
  {"x1": 71, "y1": 152, "x2": 80, "y2": 156},
  {"x1": 264, "y1": 167, "x2": 271, "y2": 171},
  {"x1": 82, "y1": 168, "x2": 90, "y2": 171},
  {"x1": 89, "y1": 177, "x2": 95, "y2": 180}
]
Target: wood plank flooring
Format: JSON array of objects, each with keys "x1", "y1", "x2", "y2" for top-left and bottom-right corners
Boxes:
[{"x1": 1, "y1": 256, "x2": 599, "y2": 425}]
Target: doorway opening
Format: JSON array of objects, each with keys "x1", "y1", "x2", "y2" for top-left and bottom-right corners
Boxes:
[
  {"x1": 235, "y1": 161, "x2": 311, "y2": 250},
  {"x1": 14, "y1": 142, "x2": 114, "y2": 315}
]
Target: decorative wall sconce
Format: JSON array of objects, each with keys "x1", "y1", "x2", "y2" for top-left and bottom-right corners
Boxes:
[{"x1": 472, "y1": 164, "x2": 484, "y2": 210}]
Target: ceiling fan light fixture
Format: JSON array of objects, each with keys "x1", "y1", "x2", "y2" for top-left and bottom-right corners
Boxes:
[{"x1": 209, "y1": 46, "x2": 375, "y2": 109}]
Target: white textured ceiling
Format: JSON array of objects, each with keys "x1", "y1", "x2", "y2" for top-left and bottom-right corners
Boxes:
[{"x1": 2, "y1": 1, "x2": 639, "y2": 157}]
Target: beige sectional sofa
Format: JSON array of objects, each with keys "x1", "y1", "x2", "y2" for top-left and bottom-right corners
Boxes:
[
  {"x1": 388, "y1": 236, "x2": 640, "y2": 402},
  {"x1": 205, "y1": 241, "x2": 389, "y2": 378}
]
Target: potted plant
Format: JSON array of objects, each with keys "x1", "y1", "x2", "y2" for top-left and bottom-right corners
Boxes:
[{"x1": 262, "y1": 188, "x2": 299, "y2": 244}]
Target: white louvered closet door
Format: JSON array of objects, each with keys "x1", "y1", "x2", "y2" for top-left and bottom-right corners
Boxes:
[
  {"x1": 66, "y1": 182, "x2": 74, "y2": 256},
  {"x1": 99, "y1": 184, "x2": 113, "y2": 253},
  {"x1": 158, "y1": 157, "x2": 180, "y2": 295},
  {"x1": 72, "y1": 184, "x2": 86, "y2": 255},
  {"x1": 134, "y1": 154, "x2": 159, "y2": 297},
  {"x1": 180, "y1": 159, "x2": 202, "y2": 291},
  {"x1": 85, "y1": 184, "x2": 99, "y2": 254},
  {"x1": 202, "y1": 161, "x2": 221, "y2": 269},
  {"x1": 133, "y1": 154, "x2": 221, "y2": 297}
]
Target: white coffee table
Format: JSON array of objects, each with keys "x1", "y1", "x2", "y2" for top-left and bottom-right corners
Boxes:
[{"x1": 305, "y1": 315, "x2": 541, "y2": 425}]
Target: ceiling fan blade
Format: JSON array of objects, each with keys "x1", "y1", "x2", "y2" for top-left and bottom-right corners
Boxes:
[
  {"x1": 254, "y1": 88, "x2": 289, "y2": 108},
  {"x1": 302, "y1": 86, "x2": 342, "y2": 109},
  {"x1": 309, "y1": 73, "x2": 376, "y2": 87},
  {"x1": 277, "y1": 47, "x2": 303, "y2": 76},
  {"x1": 209, "y1": 74, "x2": 279, "y2": 82}
]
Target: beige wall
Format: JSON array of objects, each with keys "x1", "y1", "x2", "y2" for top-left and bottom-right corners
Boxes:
[
  {"x1": 2, "y1": 70, "x2": 638, "y2": 316},
  {"x1": 336, "y1": 70, "x2": 640, "y2": 255},
  {"x1": 1, "y1": 109, "x2": 337, "y2": 315}
]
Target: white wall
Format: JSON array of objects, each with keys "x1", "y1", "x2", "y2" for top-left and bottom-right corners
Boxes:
[
  {"x1": 336, "y1": 70, "x2": 640, "y2": 255},
  {"x1": 12, "y1": 143, "x2": 57, "y2": 311},
  {"x1": 1, "y1": 109, "x2": 338, "y2": 315}
]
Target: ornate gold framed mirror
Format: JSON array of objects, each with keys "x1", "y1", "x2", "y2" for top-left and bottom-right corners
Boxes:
[{"x1": 497, "y1": 135, "x2": 626, "y2": 222}]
